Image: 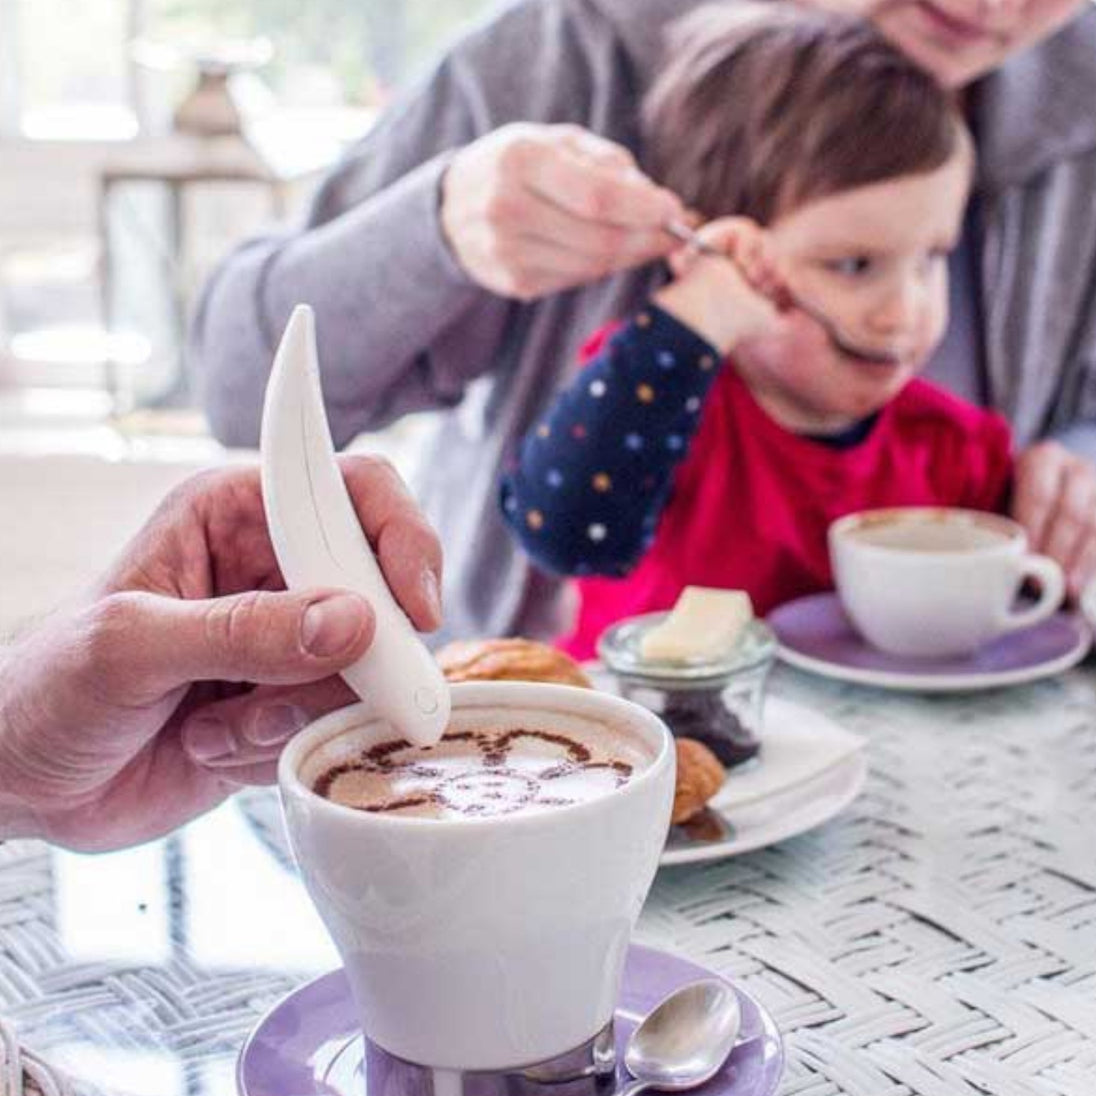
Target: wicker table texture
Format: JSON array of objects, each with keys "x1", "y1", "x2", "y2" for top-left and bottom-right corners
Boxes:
[{"x1": 2, "y1": 665, "x2": 1095, "y2": 1096}]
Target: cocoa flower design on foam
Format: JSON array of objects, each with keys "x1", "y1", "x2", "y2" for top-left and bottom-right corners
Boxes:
[{"x1": 317, "y1": 729, "x2": 634, "y2": 818}]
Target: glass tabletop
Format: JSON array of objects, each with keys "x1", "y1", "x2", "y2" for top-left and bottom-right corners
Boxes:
[{"x1": 5, "y1": 663, "x2": 1096, "y2": 1096}]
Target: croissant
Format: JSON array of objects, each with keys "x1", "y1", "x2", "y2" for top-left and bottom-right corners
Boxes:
[
  {"x1": 436, "y1": 638, "x2": 593, "y2": 689},
  {"x1": 671, "y1": 738, "x2": 726, "y2": 824}
]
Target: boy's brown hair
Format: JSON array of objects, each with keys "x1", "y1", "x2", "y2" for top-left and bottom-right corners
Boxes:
[{"x1": 642, "y1": 2, "x2": 968, "y2": 224}]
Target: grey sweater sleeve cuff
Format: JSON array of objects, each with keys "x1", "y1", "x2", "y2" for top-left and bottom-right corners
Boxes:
[{"x1": 193, "y1": 152, "x2": 483, "y2": 448}]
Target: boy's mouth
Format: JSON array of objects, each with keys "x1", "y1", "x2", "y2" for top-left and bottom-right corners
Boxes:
[
  {"x1": 794, "y1": 296, "x2": 906, "y2": 366},
  {"x1": 836, "y1": 341, "x2": 907, "y2": 368},
  {"x1": 827, "y1": 324, "x2": 917, "y2": 371}
]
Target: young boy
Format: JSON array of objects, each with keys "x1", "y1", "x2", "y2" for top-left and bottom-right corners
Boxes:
[{"x1": 500, "y1": 2, "x2": 1012, "y2": 659}]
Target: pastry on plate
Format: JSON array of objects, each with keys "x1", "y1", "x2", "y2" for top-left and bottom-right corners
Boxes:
[
  {"x1": 436, "y1": 637, "x2": 592, "y2": 689},
  {"x1": 672, "y1": 738, "x2": 726, "y2": 824}
]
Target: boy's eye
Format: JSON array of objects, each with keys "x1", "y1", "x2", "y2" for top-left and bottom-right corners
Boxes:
[{"x1": 824, "y1": 256, "x2": 874, "y2": 277}]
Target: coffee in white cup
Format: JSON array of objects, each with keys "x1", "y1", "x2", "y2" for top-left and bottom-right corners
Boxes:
[
  {"x1": 278, "y1": 681, "x2": 675, "y2": 1072},
  {"x1": 829, "y1": 507, "x2": 1064, "y2": 658},
  {"x1": 316, "y1": 719, "x2": 644, "y2": 819}
]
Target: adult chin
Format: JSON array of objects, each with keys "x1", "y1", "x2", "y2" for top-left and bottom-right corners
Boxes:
[{"x1": 863, "y1": 0, "x2": 1087, "y2": 88}]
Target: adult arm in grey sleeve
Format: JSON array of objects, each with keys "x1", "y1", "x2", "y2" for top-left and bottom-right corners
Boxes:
[
  {"x1": 191, "y1": 52, "x2": 491, "y2": 448},
  {"x1": 192, "y1": 0, "x2": 689, "y2": 448}
]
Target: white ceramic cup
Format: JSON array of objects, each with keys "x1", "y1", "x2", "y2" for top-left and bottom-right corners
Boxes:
[
  {"x1": 829, "y1": 507, "x2": 1065, "y2": 659},
  {"x1": 278, "y1": 681, "x2": 675, "y2": 1071}
]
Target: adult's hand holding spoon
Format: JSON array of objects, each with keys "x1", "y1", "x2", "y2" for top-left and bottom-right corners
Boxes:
[{"x1": 441, "y1": 123, "x2": 687, "y2": 301}]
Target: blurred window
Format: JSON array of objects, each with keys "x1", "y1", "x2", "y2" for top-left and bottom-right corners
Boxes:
[
  {"x1": 0, "y1": 0, "x2": 495, "y2": 430},
  {"x1": 0, "y1": 0, "x2": 499, "y2": 138}
]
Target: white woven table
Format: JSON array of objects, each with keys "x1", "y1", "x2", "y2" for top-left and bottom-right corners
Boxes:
[
  {"x1": 2, "y1": 664, "x2": 1095, "y2": 1096},
  {"x1": 640, "y1": 668, "x2": 1096, "y2": 1096}
]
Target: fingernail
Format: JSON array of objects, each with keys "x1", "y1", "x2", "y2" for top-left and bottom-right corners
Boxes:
[
  {"x1": 421, "y1": 570, "x2": 443, "y2": 626},
  {"x1": 248, "y1": 703, "x2": 306, "y2": 747},
  {"x1": 302, "y1": 593, "x2": 368, "y2": 657},
  {"x1": 186, "y1": 716, "x2": 233, "y2": 762}
]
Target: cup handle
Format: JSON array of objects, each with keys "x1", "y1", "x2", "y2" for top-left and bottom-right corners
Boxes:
[{"x1": 998, "y1": 553, "x2": 1065, "y2": 634}]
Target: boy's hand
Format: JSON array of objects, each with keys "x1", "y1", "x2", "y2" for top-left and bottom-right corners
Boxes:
[{"x1": 654, "y1": 218, "x2": 788, "y2": 353}]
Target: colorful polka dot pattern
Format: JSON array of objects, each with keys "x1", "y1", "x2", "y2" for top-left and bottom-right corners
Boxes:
[{"x1": 499, "y1": 304, "x2": 723, "y2": 577}]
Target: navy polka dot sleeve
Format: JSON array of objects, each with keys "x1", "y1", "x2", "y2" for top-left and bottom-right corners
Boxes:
[{"x1": 499, "y1": 304, "x2": 722, "y2": 577}]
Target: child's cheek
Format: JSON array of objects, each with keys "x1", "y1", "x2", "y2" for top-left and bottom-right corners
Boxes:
[
  {"x1": 782, "y1": 312, "x2": 835, "y2": 368},
  {"x1": 920, "y1": 310, "x2": 949, "y2": 364},
  {"x1": 738, "y1": 314, "x2": 831, "y2": 381}
]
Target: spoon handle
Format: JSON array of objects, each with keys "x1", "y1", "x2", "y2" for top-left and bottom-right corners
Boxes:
[{"x1": 616, "y1": 1080, "x2": 652, "y2": 1096}]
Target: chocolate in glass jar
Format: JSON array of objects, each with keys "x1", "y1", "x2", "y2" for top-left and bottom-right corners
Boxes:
[
  {"x1": 597, "y1": 613, "x2": 776, "y2": 768},
  {"x1": 660, "y1": 686, "x2": 760, "y2": 767}
]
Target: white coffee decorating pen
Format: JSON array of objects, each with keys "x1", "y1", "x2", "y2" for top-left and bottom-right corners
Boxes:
[{"x1": 260, "y1": 304, "x2": 451, "y2": 747}]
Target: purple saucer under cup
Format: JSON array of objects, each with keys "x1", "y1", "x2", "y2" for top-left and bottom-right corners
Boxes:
[
  {"x1": 769, "y1": 592, "x2": 1087, "y2": 678},
  {"x1": 237, "y1": 945, "x2": 784, "y2": 1096}
]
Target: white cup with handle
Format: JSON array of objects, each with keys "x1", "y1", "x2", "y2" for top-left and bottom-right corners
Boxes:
[{"x1": 829, "y1": 507, "x2": 1065, "y2": 659}]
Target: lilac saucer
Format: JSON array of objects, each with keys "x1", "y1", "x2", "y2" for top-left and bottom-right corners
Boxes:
[
  {"x1": 769, "y1": 592, "x2": 1091, "y2": 693},
  {"x1": 237, "y1": 945, "x2": 784, "y2": 1096}
]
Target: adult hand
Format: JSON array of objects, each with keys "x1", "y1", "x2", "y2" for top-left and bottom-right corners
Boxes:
[
  {"x1": 441, "y1": 122, "x2": 687, "y2": 301},
  {"x1": 1011, "y1": 441, "x2": 1096, "y2": 598},
  {"x1": 0, "y1": 458, "x2": 442, "y2": 852}
]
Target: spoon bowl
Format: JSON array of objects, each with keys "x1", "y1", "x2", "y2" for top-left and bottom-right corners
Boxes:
[{"x1": 621, "y1": 979, "x2": 742, "y2": 1096}]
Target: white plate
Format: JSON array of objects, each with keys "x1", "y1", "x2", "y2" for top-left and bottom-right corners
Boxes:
[{"x1": 659, "y1": 696, "x2": 867, "y2": 866}]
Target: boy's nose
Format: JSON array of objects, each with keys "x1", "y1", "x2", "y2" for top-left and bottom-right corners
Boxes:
[{"x1": 867, "y1": 280, "x2": 925, "y2": 339}]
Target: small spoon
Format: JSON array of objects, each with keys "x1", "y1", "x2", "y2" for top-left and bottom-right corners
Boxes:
[
  {"x1": 618, "y1": 979, "x2": 742, "y2": 1096},
  {"x1": 663, "y1": 221, "x2": 903, "y2": 366}
]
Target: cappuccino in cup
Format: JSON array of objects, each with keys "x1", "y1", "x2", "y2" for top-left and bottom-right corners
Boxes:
[
  {"x1": 829, "y1": 507, "x2": 1064, "y2": 659},
  {"x1": 279, "y1": 682, "x2": 675, "y2": 1072},
  {"x1": 314, "y1": 715, "x2": 644, "y2": 819}
]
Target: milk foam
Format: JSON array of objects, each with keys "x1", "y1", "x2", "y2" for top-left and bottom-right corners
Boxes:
[
  {"x1": 848, "y1": 513, "x2": 1013, "y2": 552},
  {"x1": 311, "y1": 707, "x2": 650, "y2": 820}
]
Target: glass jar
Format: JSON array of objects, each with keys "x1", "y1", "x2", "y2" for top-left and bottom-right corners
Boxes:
[{"x1": 597, "y1": 614, "x2": 776, "y2": 767}]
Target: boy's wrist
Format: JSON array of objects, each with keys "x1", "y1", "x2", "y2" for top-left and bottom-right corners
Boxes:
[{"x1": 652, "y1": 281, "x2": 750, "y2": 354}]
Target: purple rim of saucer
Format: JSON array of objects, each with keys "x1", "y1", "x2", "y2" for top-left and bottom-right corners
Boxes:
[
  {"x1": 237, "y1": 944, "x2": 784, "y2": 1096},
  {"x1": 769, "y1": 592, "x2": 1088, "y2": 677}
]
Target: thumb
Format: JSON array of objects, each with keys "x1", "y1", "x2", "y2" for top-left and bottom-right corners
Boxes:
[{"x1": 91, "y1": 588, "x2": 375, "y2": 701}]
